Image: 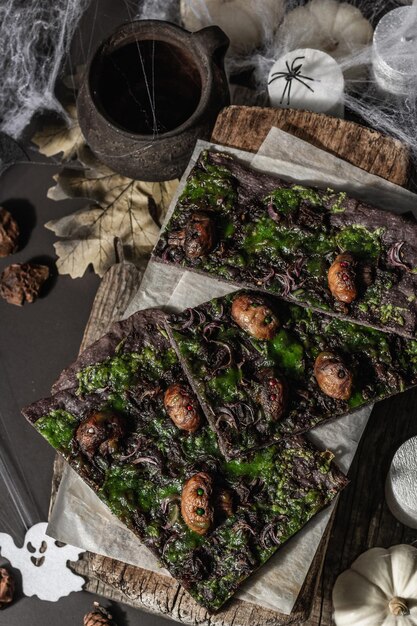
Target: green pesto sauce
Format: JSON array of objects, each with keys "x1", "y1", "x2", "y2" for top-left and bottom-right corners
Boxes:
[
  {"x1": 243, "y1": 217, "x2": 305, "y2": 257},
  {"x1": 99, "y1": 464, "x2": 181, "y2": 520},
  {"x1": 404, "y1": 340, "x2": 417, "y2": 365},
  {"x1": 163, "y1": 529, "x2": 205, "y2": 565},
  {"x1": 225, "y1": 446, "x2": 276, "y2": 480},
  {"x1": 324, "y1": 317, "x2": 391, "y2": 361},
  {"x1": 36, "y1": 410, "x2": 78, "y2": 453},
  {"x1": 180, "y1": 425, "x2": 219, "y2": 462},
  {"x1": 207, "y1": 367, "x2": 242, "y2": 403},
  {"x1": 264, "y1": 185, "x2": 347, "y2": 216},
  {"x1": 327, "y1": 190, "x2": 347, "y2": 213},
  {"x1": 243, "y1": 216, "x2": 333, "y2": 260},
  {"x1": 358, "y1": 271, "x2": 406, "y2": 326},
  {"x1": 264, "y1": 188, "x2": 303, "y2": 214},
  {"x1": 336, "y1": 224, "x2": 385, "y2": 260},
  {"x1": 379, "y1": 304, "x2": 406, "y2": 327},
  {"x1": 99, "y1": 465, "x2": 141, "y2": 517},
  {"x1": 77, "y1": 345, "x2": 178, "y2": 395},
  {"x1": 348, "y1": 390, "x2": 366, "y2": 409},
  {"x1": 179, "y1": 160, "x2": 237, "y2": 211},
  {"x1": 267, "y1": 329, "x2": 305, "y2": 378}
]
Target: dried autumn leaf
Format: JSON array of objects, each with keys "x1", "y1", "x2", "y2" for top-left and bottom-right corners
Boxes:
[
  {"x1": 32, "y1": 103, "x2": 86, "y2": 163},
  {"x1": 46, "y1": 168, "x2": 178, "y2": 278},
  {"x1": 33, "y1": 90, "x2": 178, "y2": 279}
]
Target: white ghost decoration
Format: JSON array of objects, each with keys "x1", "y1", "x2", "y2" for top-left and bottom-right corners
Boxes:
[{"x1": 0, "y1": 522, "x2": 85, "y2": 601}]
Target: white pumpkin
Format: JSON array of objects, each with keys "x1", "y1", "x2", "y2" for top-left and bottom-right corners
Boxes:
[
  {"x1": 277, "y1": 0, "x2": 373, "y2": 81},
  {"x1": 333, "y1": 545, "x2": 417, "y2": 626},
  {"x1": 180, "y1": 0, "x2": 285, "y2": 54}
]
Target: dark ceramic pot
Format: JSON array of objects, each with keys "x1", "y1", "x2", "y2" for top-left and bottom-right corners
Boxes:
[{"x1": 77, "y1": 20, "x2": 230, "y2": 181}]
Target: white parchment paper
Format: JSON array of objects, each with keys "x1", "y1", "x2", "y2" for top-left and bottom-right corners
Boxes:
[{"x1": 48, "y1": 129, "x2": 417, "y2": 615}]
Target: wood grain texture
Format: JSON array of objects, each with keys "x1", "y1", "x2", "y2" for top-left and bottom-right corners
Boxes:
[
  {"x1": 52, "y1": 106, "x2": 412, "y2": 626},
  {"x1": 211, "y1": 106, "x2": 411, "y2": 187}
]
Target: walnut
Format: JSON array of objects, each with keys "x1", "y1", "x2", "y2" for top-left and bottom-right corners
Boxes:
[
  {"x1": 0, "y1": 207, "x2": 19, "y2": 257},
  {"x1": 164, "y1": 383, "x2": 201, "y2": 432},
  {"x1": 181, "y1": 472, "x2": 213, "y2": 535},
  {"x1": 257, "y1": 370, "x2": 288, "y2": 421},
  {"x1": 231, "y1": 294, "x2": 279, "y2": 340},
  {"x1": 0, "y1": 263, "x2": 49, "y2": 306},
  {"x1": 76, "y1": 411, "x2": 126, "y2": 459},
  {"x1": 184, "y1": 212, "x2": 216, "y2": 259},
  {"x1": 0, "y1": 567, "x2": 14, "y2": 609},
  {"x1": 314, "y1": 351, "x2": 353, "y2": 401},
  {"x1": 328, "y1": 253, "x2": 357, "y2": 304}
]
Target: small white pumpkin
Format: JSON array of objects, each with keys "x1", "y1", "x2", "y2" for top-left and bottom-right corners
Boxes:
[
  {"x1": 180, "y1": 0, "x2": 285, "y2": 54},
  {"x1": 278, "y1": 0, "x2": 373, "y2": 80},
  {"x1": 333, "y1": 545, "x2": 417, "y2": 626}
]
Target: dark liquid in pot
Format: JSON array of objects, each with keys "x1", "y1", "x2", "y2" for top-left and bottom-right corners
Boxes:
[{"x1": 92, "y1": 40, "x2": 203, "y2": 135}]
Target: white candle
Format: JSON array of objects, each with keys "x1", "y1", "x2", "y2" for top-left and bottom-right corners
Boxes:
[
  {"x1": 385, "y1": 436, "x2": 417, "y2": 529},
  {"x1": 267, "y1": 48, "x2": 345, "y2": 117},
  {"x1": 372, "y1": 6, "x2": 417, "y2": 95}
]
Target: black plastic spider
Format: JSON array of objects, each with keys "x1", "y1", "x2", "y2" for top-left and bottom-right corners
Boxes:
[{"x1": 268, "y1": 56, "x2": 316, "y2": 106}]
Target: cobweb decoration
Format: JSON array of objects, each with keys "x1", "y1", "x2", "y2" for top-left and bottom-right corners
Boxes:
[
  {"x1": 173, "y1": 0, "x2": 417, "y2": 159},
  {"x1": 0, "y1": 0, "x2": 90, "y2": 139},
  {"x1": 135, "y1": 0, "x2": 180, "y2": 22}
]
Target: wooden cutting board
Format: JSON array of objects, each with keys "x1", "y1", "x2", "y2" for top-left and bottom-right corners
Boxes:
[{"x1": 51, "y1": 105, "x2": 412, "y2": 626}]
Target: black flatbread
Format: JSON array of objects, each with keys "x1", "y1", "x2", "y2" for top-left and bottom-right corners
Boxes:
[
  {"x1": 22, "y1": 308, "x2": 347, "y2": 611},
  {"x1": 166, "y1": 291, "x2": 417, "y2": 459},
  {"x1": 153, "y1": 149, "x2": 417, "y2": 339}
]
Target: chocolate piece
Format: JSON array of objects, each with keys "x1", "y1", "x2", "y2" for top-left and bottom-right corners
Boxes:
[
  {"x1": 0, "y1": 263, "x2": 49, "y2": 305},
  {"x1": 0, "y1": 207, "x2": 19, "y2": 257},
  {"x1": 166, "y1": 291, "x2": 417, "y2": 459},
  {"x1": 22, "y1": 308, "x2": 347, "y2": 611},
  {"x1": 153, "y1": 149, "x2": 417, "y2": 339}
]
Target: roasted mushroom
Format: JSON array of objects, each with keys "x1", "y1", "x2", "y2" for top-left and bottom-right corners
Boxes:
[
  {"x1": 76, "y1": 411, "x2": 126, "y2": 458},
  {"x1": 215, "y1": 488, "x2": 234, "y2": 519},
  {"x1": 328, "y1": 253, "x2": 357, "y2": 304},
  {"x1": 231, "y1": 294, "x2": 279, "y2": 340},
  {"x1": 181, "y1": 472, "x2": 213, "y2": 535},
  {"x1": 184, "y1": 212, "x2": 216, "y2": 259},
  {"x1": 314, "y1": 351, "x2": 353, "y2": 401},
  {"x1": 164, "y1": 384, "x2": 201, "y2": 432},
  {"x1": 257, "y1": 370, "x2": 288, "y2": 421}
]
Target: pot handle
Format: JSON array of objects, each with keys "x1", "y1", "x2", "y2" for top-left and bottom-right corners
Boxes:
[{"x1": 192, "y1": 26, "x2": 230, "y2": 65}]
